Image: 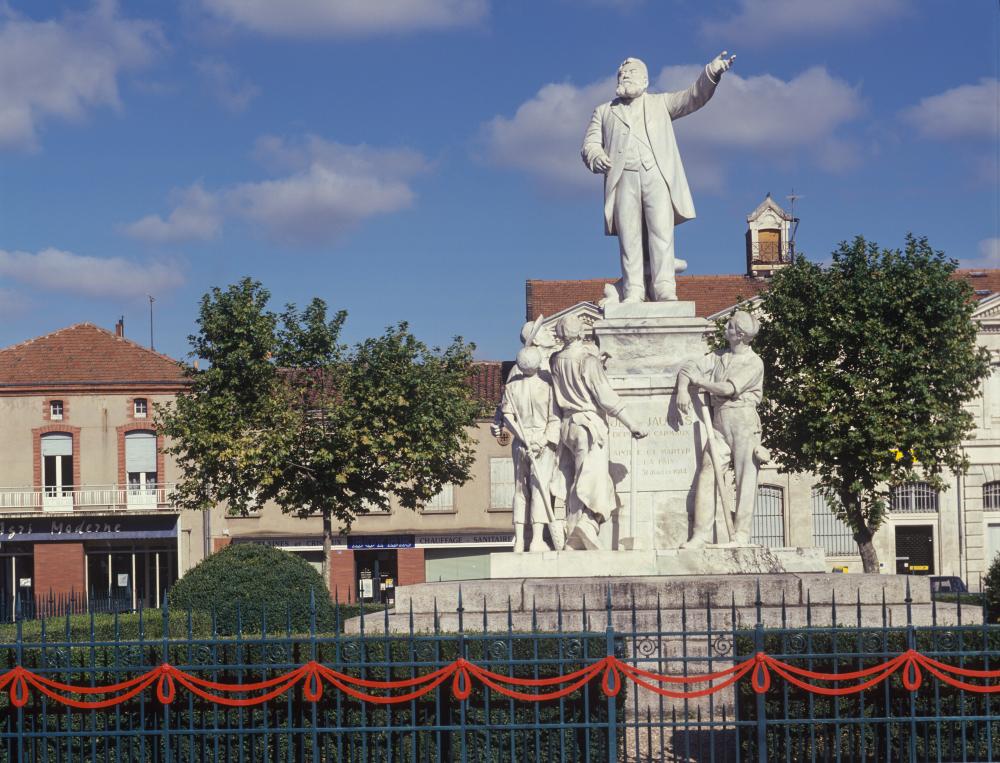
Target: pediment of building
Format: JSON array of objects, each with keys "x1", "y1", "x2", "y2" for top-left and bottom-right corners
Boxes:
[
  {"x1": 973, "y1": 292, "x2": 1000, "y2": 333},
  {"x1": 538, "y1": 301, "x2": 602, "y2": 341}
]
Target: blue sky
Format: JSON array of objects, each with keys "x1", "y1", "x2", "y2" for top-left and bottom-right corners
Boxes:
[{"x1": 1, "y1": 0, "x2": 998, "y2": 362}]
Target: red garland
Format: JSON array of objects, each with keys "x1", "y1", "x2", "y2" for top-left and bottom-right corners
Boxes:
[{"x1": 0, "y1": 649, "x2": 998, "y2": 708}]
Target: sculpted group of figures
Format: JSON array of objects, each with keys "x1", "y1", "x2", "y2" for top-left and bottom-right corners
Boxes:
[
  {"x1": 493, "y1": 309, "x2": 766, "y2": 553},
  {"x1": 493, "y1": 49, "x2": 770, "y2": 552}
]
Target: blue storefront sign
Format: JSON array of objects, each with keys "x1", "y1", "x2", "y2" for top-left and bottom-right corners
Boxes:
[{"x1": 347, "y1": 535, "x2": 415, "y2": 550}]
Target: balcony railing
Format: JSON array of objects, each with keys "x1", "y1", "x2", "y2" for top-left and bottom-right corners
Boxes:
[{"x1": 0, "y1": 484, "x2": 176, "y2": 512}]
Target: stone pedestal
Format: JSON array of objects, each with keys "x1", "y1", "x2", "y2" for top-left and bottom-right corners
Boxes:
[
  {"x1": 592, "y1": 301, "x2": 713, "y2": 551},
  {"x1": 489, "y1": 546, "x2": 827, "y2": 578}
]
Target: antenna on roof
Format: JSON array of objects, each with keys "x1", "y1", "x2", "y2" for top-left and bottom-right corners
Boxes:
[
  {"x1": 148, "y1": 295, "x2": 155, "y2": 351},
  {"x1": 785, "y1": 189, "x2": 803, "y2": 259}
]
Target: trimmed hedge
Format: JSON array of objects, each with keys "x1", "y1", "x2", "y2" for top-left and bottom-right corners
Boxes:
[
  {"x1": 167, "y1": 543, "x2": 337, "y2": 635},
  {"x1": 0, "y1": 609, "x2": 215, "y2": 644}
]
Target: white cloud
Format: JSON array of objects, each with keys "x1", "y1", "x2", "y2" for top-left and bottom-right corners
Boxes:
[
  {"x1": 902, "y1": 79, "x2": 1000, "y2": 141},
  {"x1": 481, "y1": 77, "x2": 615, "y2": 191},
  {"x1": 702, "y1": 0, "x2": 904, "y2": 44},
  {"x1": 0, "y1": 248, "x2": 184, "y2": 298},
  {"x1": 121, "y1": 184, "x2": 222, "y2": 244},
  {"x1": 197, "y1": 0, "x2": 488, "y2": 37},
  {"x1": 0, "y1": 1, "x2": 163, "y2": 151},
  {"x1": 124, "y1": 135, "x2": 431, "y2": 246},
  {"x1": 481, "y1": 65, "x2": 862, "y2": 192},
  {"x1": 196, "y1": 58, "x2": 259, "y2": 113},
  {"x1": 963, "y1": 238, "x2": 1000, "y2": 269}
]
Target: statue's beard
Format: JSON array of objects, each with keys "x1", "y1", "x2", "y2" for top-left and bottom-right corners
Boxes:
[{"x1": 616, "y1": 81, "x2": 647, "y2": 99}]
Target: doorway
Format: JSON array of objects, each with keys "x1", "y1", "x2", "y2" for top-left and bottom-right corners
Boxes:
[
  {"x1": 895, "y1": 525, "x2": 934, "y2": 575},
  {"x1": 354, "y1": 550, "x2": 398, "y2": 605}
]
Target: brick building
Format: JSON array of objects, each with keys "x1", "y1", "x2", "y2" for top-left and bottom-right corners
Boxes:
[{"x1": 0, "y1": 322, "x2": 205, "y2": 613}]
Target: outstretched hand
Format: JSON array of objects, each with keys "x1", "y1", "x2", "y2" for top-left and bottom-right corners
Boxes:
[{"x1": 707, "y1": 50, "x2": 736, "y2": 80}]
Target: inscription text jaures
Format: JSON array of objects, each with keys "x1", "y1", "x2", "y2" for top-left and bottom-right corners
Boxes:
[{"x1": 609, "y1": 409, "x2": 700, "y2": 492}]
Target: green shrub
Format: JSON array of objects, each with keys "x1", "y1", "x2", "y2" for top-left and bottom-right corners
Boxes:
[
  {"x1": 167, "y1": 543, "x2": 337, "y2": 635},
  {"x1": 984, "y1": 550, "x2": 1000, "y2": 623},
  {"x1": 0, "y1": 608, "x2": 215, "y2": 644}
]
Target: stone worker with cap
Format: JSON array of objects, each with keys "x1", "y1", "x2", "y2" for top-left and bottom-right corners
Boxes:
[
  {"x1": 549, "y1": 315, "x2": 647, "y2": 550},
  {"x1": 581, "y1": 51, "x2": 735, "y2": 303}
]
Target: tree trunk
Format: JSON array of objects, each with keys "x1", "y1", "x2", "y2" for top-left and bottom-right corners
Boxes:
[
  {"x1": 840, "y1": 491, "x2": 881, "y2": 574},
  {"x1": 854, "y1": 525, "x2": 880, "y2": 574},
  {"x1": 321, "y1": 508, "x2": 332, "y2": 594}
]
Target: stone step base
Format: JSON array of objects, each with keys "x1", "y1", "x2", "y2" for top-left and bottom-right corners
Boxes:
[{"x1": 490, "y1": 546, "x2": 827, "y2": 578}]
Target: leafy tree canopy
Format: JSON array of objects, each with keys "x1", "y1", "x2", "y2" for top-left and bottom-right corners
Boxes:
[
  {"x1": 157, "y1": 278, "x2": 480, "y2": 538},
  {"x1": 755, "y1": 235, "x2": 990, "y2": 572}
]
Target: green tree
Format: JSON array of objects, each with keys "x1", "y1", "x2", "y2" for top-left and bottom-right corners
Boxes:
[
  {"x1": 157, "y1": 278, "x2": 480, "y2": 574},
  {"x1": 755, "y1": 236, "x2": 990, "y2": 573}
]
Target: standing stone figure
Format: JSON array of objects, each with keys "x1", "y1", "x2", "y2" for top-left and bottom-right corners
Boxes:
[
  {"x1": 549, "y1": 315, "x2": 647, "y2": 550},
  {"x1": 581, "y1": 52, "x2": 735, "y2": 303},
  {"x1": 493, "y1": 346, "x2": 563, "y2": 552},
  {"x1": 676, "y1": 310, "x2": 769, "y2": 547}
]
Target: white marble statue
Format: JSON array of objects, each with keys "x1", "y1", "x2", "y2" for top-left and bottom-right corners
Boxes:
[
  {"x1": 676, "y1": 310, "x2": 769, "y2": 547},
  {"x1": 493, "y1": 346, "x2": 563, "y2": 552},
  {"x1": 581, "y1": 52, "x2": 735, "y2": 303},
  {"x1": 549, "y1": 315, "x2": 647, "y2": 550}
]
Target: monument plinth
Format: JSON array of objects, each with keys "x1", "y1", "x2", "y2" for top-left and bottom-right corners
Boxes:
[
  {"x1": 489, "y1": 546, "x2": 827, "y2": 578},
  {"x1": 596, "y1": 301, "x2": 710, "y2": 551}
]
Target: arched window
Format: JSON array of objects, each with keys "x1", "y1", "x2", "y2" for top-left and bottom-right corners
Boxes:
[
  {"x1": 811, "y1": 488, "x2": 857, "y2": 556},
  {"x1": 751, "y1": 485, "x2": 785, "y2": 546},
  {"x1": 41, "y1": 432, "x2": 74, "y2": 510},
  {"x1": 984, "y1": 481, "x2": 1000, "y2": 510},
  {"x1": 41, "y1": 433, "x2": 73, "y2": 495},
  {"x1": 125, "y1": 430, "x2": 157, "y2": 489},
  {"x1": 890, "y1": 482, "x2": 938, "y2": 513}
]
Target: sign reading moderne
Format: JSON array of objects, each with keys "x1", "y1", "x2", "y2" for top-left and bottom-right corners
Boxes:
[{"x1": 0, "y1": 515, "x2": 178, "y2": 542}]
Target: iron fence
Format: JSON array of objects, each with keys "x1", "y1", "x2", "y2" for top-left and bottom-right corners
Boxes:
[
  {"x1": 0, "y1": 580, "x2": 994, "y2": 761},
  {"x1": 0, "y1": 590, "x2": 133, "y2": 623}
]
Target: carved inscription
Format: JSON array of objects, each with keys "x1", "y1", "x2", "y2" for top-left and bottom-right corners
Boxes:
[{"x1": 609, "y1": 401, "x2": 701, "y2": 493}]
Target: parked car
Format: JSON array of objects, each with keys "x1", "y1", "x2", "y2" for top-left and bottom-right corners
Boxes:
[{"x1": 930, "y1": 576, "x2": 968, "y2": 595}]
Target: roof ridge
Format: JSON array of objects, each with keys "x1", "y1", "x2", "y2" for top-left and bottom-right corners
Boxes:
[
  {"x1": 83, "y1": 323, "x2": 186, "y2": 368},
  {"x1": 0, "y1": 322, "x2": 97, "y2": 356}
]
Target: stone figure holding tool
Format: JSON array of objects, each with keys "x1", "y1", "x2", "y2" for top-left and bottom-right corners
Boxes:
[
  {"x1": 493, "y1": 342, "x2": 563, "y2": 552},
  {"x1": 675, "y1": 310, "x2": 769, "y2": 547}
]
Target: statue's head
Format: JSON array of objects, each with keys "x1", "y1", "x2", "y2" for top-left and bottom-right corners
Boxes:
[
  {"x1": 516, "y1": 346, "x2": 542, "y2": 376},
  {"x1": 727, "y1": 310, "x2": 760, "y2": 345},
  {"x1": 556, "y1": 315, "x2": 585, "y2": 344},
  {"x1": 616, "y1": 57, "x2": 649, "y2": 100},
  {"x1": 520, "y1": 320, "x2": 556, "y2": 349}
]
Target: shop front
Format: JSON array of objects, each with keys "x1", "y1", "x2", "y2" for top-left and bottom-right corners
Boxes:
[
  {"x1": 0, "y1": 513, "x2": 179, "y2": 615},
  {"x1": 231, "y1": 530, "x2": 514, "y2": 604}
]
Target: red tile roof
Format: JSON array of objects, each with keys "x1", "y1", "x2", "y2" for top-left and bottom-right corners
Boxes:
[
  {"x1": 468, "y1": 361, "x2": 512, "y2": 410},
  {"x1": 527, "y1": 269, "x2": 1000, "y2": 322},
  {"x1": 0, "y1": 323, "x2": 188, "y2": 393},
  {"x1": 526, "y1": 275, "x2": 769, "y2": 321}
]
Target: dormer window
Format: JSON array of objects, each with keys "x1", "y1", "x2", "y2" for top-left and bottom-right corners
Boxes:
[
  {"x1": 134, "y1": 398, "x2": 148, "y2": 418},
  {"x1": 50, "y1": 400, "x2": 63, "y2": 420}
]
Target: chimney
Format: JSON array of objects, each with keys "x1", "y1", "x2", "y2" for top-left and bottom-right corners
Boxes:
[{"x1": 115, "y1": 317, "x2": 124, "y2": 337}]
